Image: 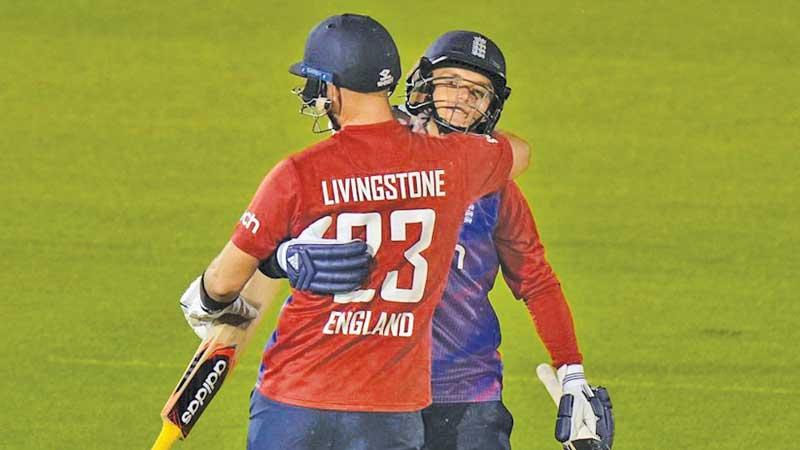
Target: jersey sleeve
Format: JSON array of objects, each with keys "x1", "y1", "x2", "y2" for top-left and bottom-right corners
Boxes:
[
  {"x1": 446, "y1": 132, "x2": 513, "y2": 199},
  {"x1": 230, "y1": 158, "x2": 302, "y2": 260},
  {"x1": 494, "y1": 182, "x2": 560, "y2": 299},
  {"x1": 494, "y1": 182, "x2": 582, "y2": 367},
  {"x1": 525, "y1": 286, "x2": 583, "y2": 367}
]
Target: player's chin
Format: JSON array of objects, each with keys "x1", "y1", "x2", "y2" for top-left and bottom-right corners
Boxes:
[
  {"x1": 437, "y1": 109, "x2": 474, "y2": 129},
  {"x1": 449, "y1": 117, "x2": 482, "y2": 130}
]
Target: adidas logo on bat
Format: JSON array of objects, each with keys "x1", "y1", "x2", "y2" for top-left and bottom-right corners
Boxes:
[{"x1": 181, "y1": 360, "x2": 228, "y2": 425}]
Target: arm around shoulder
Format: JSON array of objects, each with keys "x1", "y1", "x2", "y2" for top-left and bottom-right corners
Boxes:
[{"x1": 496, "y1": 130, "x2": 530, "y2": 179}]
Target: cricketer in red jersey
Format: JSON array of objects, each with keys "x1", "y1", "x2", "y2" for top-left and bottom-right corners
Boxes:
[{"x1": 232, "y1": 118, "x2": 519, "y2": 411}]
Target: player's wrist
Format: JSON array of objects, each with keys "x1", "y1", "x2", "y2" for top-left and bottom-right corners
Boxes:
[{"x1": 199, "y1": 273, "x2": 234, "y2": 312}]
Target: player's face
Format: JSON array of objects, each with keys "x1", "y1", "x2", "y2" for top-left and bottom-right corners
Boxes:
[{"x1": 431, "y1": 67, "x2": 494, "y2": 129}]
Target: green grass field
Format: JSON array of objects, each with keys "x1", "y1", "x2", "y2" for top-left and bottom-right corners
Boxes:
[{"x1": 2, "y1": 1, "x2": 798, "y2": 448}]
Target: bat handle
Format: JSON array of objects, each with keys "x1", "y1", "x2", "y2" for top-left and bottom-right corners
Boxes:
[
  {"x1": 536, "y1": 363, "x2": 563, "y2": 406},
  {"x1": 150, "y1": 420, "x2": 182, "y2": 450}
]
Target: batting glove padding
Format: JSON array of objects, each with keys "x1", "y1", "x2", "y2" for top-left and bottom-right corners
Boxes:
[
  {"x1": 275, "y1": 216, "x2": 372, "y2": 294},
  {"x1": 590, "y1": 387, "x2": 614, "y2": 449},
  {"x1": 179, "y1": 276, "x2": 259, "y2": 340},
  {"x1": 555, "y1": 364, "x2": 614, "y2": 450}
]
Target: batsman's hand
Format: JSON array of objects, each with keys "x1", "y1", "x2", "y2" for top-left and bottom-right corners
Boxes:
[
  {"x1": 555, "y1": 364, "x2": 614, "y2": 450},
  {"x1": 179, "y1": 276, "x2": 259, "y2": 340},
  {"x1": 266, "y1": 216, "x2": 372, "y2": 294}
]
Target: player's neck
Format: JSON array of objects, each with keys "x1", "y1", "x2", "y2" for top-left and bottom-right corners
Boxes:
[{"x1": 336, "y1": 97, "x2": 394, "y2": 128}]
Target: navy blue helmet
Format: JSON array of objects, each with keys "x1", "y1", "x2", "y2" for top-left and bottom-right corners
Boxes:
[
  {"x1": 290, "y1": 14, "x2": 400, "y2": 132},
  {"x1": 289, "y1": 14, "x2": 401, "y2": 93},
  {"x1": 406, "y1": 31, "x2": 511, "y2": 134}
]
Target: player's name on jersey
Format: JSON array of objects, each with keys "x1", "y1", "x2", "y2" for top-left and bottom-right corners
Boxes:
[
  {"x1": 322, "y1": 310, "x2": 415, "y2": 337},
  {"x1": 321, "y1": 170, "x2": 446, "y2": 206}
]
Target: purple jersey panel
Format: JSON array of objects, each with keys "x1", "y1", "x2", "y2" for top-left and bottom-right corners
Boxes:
[{"x1": 431, "y1": 192, "x2": 505, "y2": 403}]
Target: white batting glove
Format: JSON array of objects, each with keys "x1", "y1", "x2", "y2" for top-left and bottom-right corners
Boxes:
[
  {"x1": 179, "y1": 276, "x2": 258, "y2": 340},
  {"x1": 556, "y1": 364, "x2": 602, "y2": 448}
]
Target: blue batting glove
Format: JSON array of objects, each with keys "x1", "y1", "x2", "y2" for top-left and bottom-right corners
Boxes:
[{"x1": 259, "y1": 216, "x2": 373, "y2": 295}]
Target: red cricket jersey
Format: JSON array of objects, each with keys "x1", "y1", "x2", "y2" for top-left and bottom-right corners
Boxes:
[{"x1": 231, "y1": 119, "x2": 512, "y2": 411}]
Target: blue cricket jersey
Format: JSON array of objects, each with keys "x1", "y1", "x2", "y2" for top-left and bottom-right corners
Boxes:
[{"x1": 430, "y1": 191, "x2": 506, "y2": 402}]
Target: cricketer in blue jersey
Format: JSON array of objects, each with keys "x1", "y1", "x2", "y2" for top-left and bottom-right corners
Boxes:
[
  {"x1": 255, "y1": 30, "x2": 613, "y2": 450},
  {"x1": 400, "y1": 31, "x2": 596, "y2": 450}
]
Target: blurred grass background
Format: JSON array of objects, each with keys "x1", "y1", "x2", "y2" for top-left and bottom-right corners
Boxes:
[{"x1": 1, "y1": 1, "x2": 797, "y2": 448}]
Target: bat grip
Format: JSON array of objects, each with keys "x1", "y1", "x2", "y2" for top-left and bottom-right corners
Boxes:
[{"x1": 150, "y1": 420, "x2": 182, "y2": 450}]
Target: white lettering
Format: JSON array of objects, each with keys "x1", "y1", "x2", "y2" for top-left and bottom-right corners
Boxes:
[
  {"x1": 399, "y1": 313, "x2": 414, "y2": 337},
  {"x1": 395, "y1": 172, "x2": 409, "y2": 198},
  {"x1": 319, "y1": 311, "x2": 415, "y2": 338},
  {"x1": 383, "y1": 174, "x2": 398, "y2": 200},
  {"x1": 239, "y1": 211, "x2": 260, "y2": 235},
  {"x1": 180, "y1": 359, "x2": 228, "y2": 424},
  {"x1": 349, "y1": 311, "x2": 366, "y2": 334},
  {"x1": 385, "y1": 313, "x2": 402, "y2": 336},
  {"x1": 420, "y1": 171, "x2": 435, "y2": 198},
  {"x1": 356, "y1": 177, "x2": 372, "y2": 202},
  {"x1": 372, "y1": 312, "x2": 388, "y2": 335},
  {"x1": 336, "y1": 179, "x2": 351, "y2": 203},
  {"x1": 322, "y1": 181, "x2": 334, "y2": 206},
  {"x1": 370, "y1": 175, "x2": 385, "y2": 201},
  {"x1": 322, "y1": 311, "x2": 339, "y2": 334},
  {"x1": 319, "y1": 171, "x2": 447, "y2": 206},
  {"x1": 435, "y1": 170, "x2": 446, "y2": 197},
  {"x1": 408, "y1": 172, "x2": 421, "y2": 198}
]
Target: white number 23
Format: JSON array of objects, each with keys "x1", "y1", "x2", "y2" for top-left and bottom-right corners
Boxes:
[{"x1": 332, "y1": 209, "x2": 435, "y2": 304}]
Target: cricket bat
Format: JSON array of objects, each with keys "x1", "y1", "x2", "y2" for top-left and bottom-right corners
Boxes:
[
  {"x1": 150, "y1": 268, "x2": 283, "y2": 449},
  {"x1": 536, "y1": 363, "x2": 563, "y2": 406},
  {"x1": 150, "y1": 314, "x2": 256, "y2": 450}
]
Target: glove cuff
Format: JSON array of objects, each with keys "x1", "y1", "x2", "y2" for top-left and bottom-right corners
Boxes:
[
  {"x1": 276, "y1": 240, "x2": 291, "y2": 272},
  {"x1": 557, "y1": 364, "x2": 587, "y2": 390},
  {"x1": 259, "y1": 244, "x2": 288, "y2": 279}
]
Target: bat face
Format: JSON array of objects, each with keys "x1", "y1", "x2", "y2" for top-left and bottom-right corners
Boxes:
[
  {"x1": 164, "y1": 342, "x2": 237, "y2": 436},
  {"x1": 159, "y1": 324, "x2": 246, "y2": 440}
]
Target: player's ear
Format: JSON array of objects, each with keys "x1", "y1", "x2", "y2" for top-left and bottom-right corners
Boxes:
[
  {"x1": 327, "y1": 84, "x2": 342, "y2": 113},
  {"x1": 326, "y1": 83, "x2": 337, "y2": 101}
]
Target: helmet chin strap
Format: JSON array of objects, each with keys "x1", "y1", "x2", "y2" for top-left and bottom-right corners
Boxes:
[
  {"x1": 326, "y1": 110, "x2": 341, "y2": 131},
  {"x1": 326, "y1": 88, "x2": 342, "y2": 131}
]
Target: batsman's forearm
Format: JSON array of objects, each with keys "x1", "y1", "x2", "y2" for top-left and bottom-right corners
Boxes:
[
  {"x1": 204, "y1": 241, "x2": 261, "y2": 302},
  {"x1": 240, "y1": 272, "x2": 285, "y2": 309}
]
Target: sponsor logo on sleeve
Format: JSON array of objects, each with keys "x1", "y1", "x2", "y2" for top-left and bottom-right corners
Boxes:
[{"x1": 240, "y1": 210, "x2": 260, "y2": 235}]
